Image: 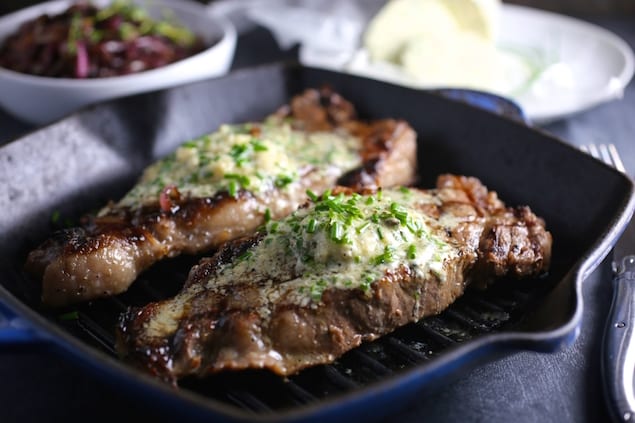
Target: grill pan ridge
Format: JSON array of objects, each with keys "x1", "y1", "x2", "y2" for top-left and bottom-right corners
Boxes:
[{"x1": 0, "y1": 63, "x2": 633, "y2": 422}]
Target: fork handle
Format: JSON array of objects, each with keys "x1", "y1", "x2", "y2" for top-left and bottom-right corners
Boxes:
[{"x1": 603, "y1": 255, "x2": 635, "y2": 422}]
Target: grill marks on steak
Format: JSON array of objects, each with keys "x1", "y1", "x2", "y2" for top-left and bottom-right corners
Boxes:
[
  {"x1": 116, "y1": 175, "x2": 552, "y2": 384},
  {"x1": 25, "y1": 88, "x2": 417, "y2": 306}
]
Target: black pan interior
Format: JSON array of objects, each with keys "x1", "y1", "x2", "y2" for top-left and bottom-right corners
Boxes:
[{"x1": 0, "y1": 64, "x2": 632, "y2": 421}]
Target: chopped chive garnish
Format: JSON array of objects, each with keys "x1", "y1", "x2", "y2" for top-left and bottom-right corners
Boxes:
[
  {"x1": 307, "y1": 190, "x2": 319, "y2": 202},
  {"x1": 372, "y1": 246, "x2": 394, "y2": 265},
  {"x1": 399, "y1": 186, "x2": 411, "y2": 195},
  {"x1": 264, "y1": 208, "x2": 271, "y2": 223},
  {"x1": 307, "y1": 218, "x2": 317, "y2": 233},
  {"x1": 407, "y1": 244, "x2": 417, "y2": 260},
  {"x1": 390, "y1": 202, "x2": 409, "y2": 225},
  {"x1": 310, "y1": 279, "x2": 328, "y2": 301},
  {"x1": 238, "y1": 250, "x2": 253, "y2": 261},
  {"x1": 275, "y1": 174, "x2": 294, "y2": 188},
  {"x1": 225, "y1": 173, "x2": 251, "y2": 187},
  {"x1": 360, "y1": 274, "x2": 375, "y2": 292},
  {"x1": 227, "y1": 180, "x2": 238, "y2": 197},
  {"x1": 252, "y1": 138, "x2": 268, "y2": 151},
  {"x1": 356, "y1": 221, "x2": 370, "y2": 234},
  {"x1": 407, "y1": 220, "x2": 423, "y2": 236},
  {"x1": 330, "y1": 221, "x2": 344, "y2": 242}
]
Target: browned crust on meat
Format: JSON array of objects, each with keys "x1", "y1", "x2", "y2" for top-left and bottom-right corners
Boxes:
[
  {"x1": 116, "y1": 176, "x2": 552, "y2": 384},
  {"x1": 338, "y1": 120, "x2": 417, "y2": 190},
  {"x1": 118, "y1": 263, "x2": 469, "y2": 383},
  {"x1": 281, "y1": 87, "x2": 417, "y2": 190},
  {"x1": 25, "y1": 88, "x2": 418, "y2": 306}
]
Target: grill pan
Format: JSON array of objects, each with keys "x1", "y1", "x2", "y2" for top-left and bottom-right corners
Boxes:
[{"x1": 0, "y1": 63, "x2": 633, "y2": 422}]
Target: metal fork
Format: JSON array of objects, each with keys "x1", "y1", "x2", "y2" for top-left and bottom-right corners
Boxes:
[
  {"x1": 580, "y1": 143, "x2": 626, "y2": 173},
  {"x1": 582, "y1": 143, "x2": 635, "y2": 421}
]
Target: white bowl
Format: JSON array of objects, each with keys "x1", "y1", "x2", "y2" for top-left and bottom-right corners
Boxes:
[{"x1": 0, "y1": 0, "x2": 237, "y2": 125}]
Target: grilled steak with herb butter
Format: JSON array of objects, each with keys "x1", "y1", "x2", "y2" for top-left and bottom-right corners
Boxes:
[
  {"x1": 26, "y1": 88, "x2": 417, "y2": 306},
  {"x1": 117, "y1": 175, "x2": 552, "y2": 383}
]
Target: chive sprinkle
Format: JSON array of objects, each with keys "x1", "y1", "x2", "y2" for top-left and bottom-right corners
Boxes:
[
  {"x1": 330, "y1": 221, "x2": 344, "y2": 242},
  {"x1": 227, "y1": 180, "x2": 238, "y2": 197},
  {"x1": 390, "y1": 202, "x2": 409, "y2": 225},
  {"x1": 307, "y1": 218, "x2": 317, "y2": 233},
  {"x1": 356, "y1": 221, "x2": 371, "y2": 234},
  {"x1": 252, "y1": 138, "x2": 268, "y2": 151},
  {"x1": 372, "y1": 246, "x2": 394, "y2": 265},
  {"x1": 275, "y1": 174, "x2": 294, "y2": 188},
  {"x1": 407, "y1": 244, "x2": 417, "y2": 260},
  {"x1": 238, "y1": 250, "x2": 253, "y2": 261},
  {"x1": 307, "y1": 189, "x2": 319, "y2": 202}
]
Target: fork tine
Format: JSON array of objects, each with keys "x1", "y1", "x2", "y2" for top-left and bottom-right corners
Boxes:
[
  {"x1": 580, "y1": 143, "x2": 626, "y2": 173},
  {"x1": 588, "y1": 143, "x2": 601, "y2": 160},
  {"x1": 599, "y1": 144, "x2": 613, "y2": 166},
  {"x1": 608, "y1": 144, "x2": 626, "y2": 173}
]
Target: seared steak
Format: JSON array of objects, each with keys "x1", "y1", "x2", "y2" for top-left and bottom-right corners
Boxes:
[
  {"x1": 26, "y1": 88, "x2": 417, "y2": 306},
  {"x1": 117, "y1": 175, "x2": 552, "y2": 383}
]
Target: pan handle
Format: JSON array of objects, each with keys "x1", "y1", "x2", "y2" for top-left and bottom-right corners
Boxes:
[
  {"x1": 0, "y1": 301, "x2": 43, "y2": 345},
  {"x1": 433, "y1": 89, "x2": 529, "y2": 124}
]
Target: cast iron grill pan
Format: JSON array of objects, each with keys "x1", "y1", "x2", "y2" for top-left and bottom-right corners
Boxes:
[
  {"x1": 48, "y1": 252, "x2": 551, "y2": 415},
  {"x1": 1, "y1": 63, "x2": 633, "y2": 422}
]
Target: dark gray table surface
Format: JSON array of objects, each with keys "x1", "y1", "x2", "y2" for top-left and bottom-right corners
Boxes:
[{"x1": 1, "y1": 16, "x2": 635, "y2": 423}]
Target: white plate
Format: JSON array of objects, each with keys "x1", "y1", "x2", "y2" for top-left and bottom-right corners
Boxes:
[
  {"x1": 300, "y1": 5, "x2": 635, "y2": 124},
  {"x1": 499, "y1": 5, "x2": 634, "y2": 123}
]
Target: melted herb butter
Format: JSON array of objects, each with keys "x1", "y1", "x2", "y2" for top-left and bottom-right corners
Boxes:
[
  {"x1": 116, "y1": 121, "x2": 362, "y2": 208},
  {"x1": 210, "y1": 188, "x2": 459, "y2": 306}
]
